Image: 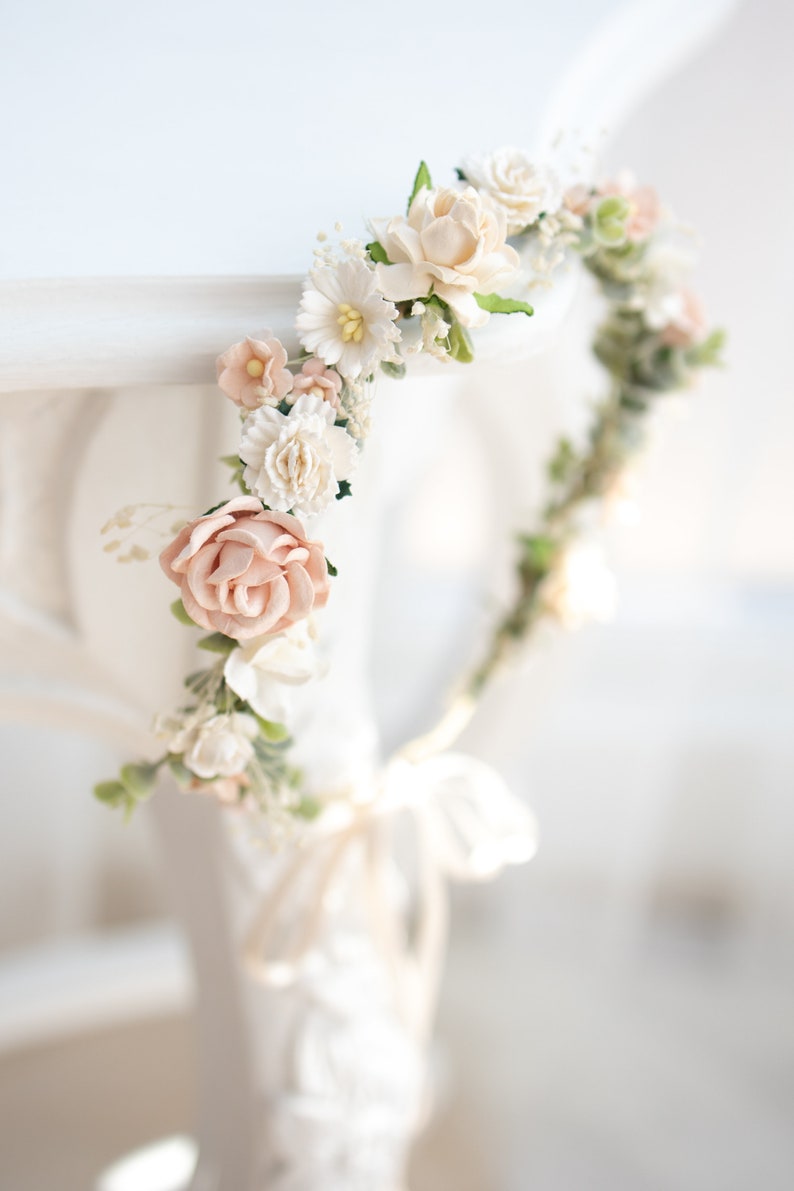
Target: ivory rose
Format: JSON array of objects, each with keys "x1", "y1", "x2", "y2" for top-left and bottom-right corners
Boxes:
[
  {"x1": 216, "y1": 336, "x2": 294, "y2": 410},
  {"x1": 160, "y1": 496, "x2": 330, "y2": 640},
  {"x1": 461, "y1": 147, "x2": 562, "y2": 234},
  {"x1": 371, "y1": 185, "x2": 520, "y2": 328}
]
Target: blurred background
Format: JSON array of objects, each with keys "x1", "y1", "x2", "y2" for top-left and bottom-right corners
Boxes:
[{"x1": 1, "y1": 0, "x2": 792, "y2": 1188}]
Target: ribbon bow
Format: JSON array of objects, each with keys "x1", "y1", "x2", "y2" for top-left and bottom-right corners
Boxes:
[{"x1": 244, "y1": 751, "x2": 537, "y2": 1038}]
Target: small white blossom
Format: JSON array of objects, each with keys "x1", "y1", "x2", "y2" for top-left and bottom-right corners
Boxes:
[
  {"x1": 542, "y1": 543, "x2": 617, "y2": 628},
  {"x1": 296, "y1": 257, "x2": 400, "y2": 380},
  {"x1": 239, "y1": 393, "x2": 358, "y2": 518},
  {"x1": 224, "y1": 621, "x2": 322, "y2": 723},
  {"x1": 159, "y1": 709, "x2": 259, "y2": 780}
]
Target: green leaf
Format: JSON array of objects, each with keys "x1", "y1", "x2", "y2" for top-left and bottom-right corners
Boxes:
[
  {"x1": 474, "y1": 293, "x2": 534, "y2": 317},
  {"x1": 197, "y1": 632, "x2": 236, "y2": 655},
  {"x1": 335, "y1": 479, "x2": 353, "y2": 500},
  {"x1": 366, "y1": 240, "x2": 392, "y2": 266},
  {"x1": 326, "y1": 557, "x2": 338, "y2": 577},
  {"x1": 447, "y1": 320, "x2": 474, "y2": 364},
  {"x1": 167, "y1": 757, "x2": 194, "y2": 786},
  {"x1": 380, "y1": 359, "x2": 406, "y2": 380},
  {"x1": 170, "y1": 599, "x2": 197, "y2": 627},
  {"x1": 255, "y1": 717, "x2": 290, "y2": 743},
  {"x1": 685, "y1": 328, "x2": 726, "y2": 368},
  {"x1": 219, "y1": 454, "x2": 242, "y2": 469},
  {"x1": 407, "y1": 160, "x2": 432, "y2": 212},
  {"x1": 119, "y1": 761, "x2": 160, "y2": 800},
  {"x1": 294, "y1": 796, "x2": 322, "y2": 821},
  {"x1": 94, "y1": 780, "x2": 132, "y2": 809},
  {"x1": 454, "y1": 167, "x2": 467, "y2": 182}
]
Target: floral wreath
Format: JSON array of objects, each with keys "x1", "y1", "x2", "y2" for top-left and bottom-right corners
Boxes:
[{"x1": 95, "y1": 148, "x2": 723, "y2": 828}]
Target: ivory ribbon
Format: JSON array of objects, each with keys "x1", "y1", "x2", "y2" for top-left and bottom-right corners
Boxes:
[{"x1": 244, "y1": 751, "x2": 538, "y2": 1039}]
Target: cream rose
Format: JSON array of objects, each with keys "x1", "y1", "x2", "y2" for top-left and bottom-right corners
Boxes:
[
  {"x1": 224, "y1": 620, "x2": 320, "y2": 723},
  {"x1": 240, "y1": 393, "x2": 357, "y2": 518},
  {"x1": 371, "y1": 185, "x2": 520, "y2": 328},
  {"x1": 160, "y1": 496, "x2": 330, "y2": 640},
  {"x1": 181, "y1": 712, "x2": 259, "y2": 780},
  {"x1": 461, "y1": 147, "x2": 562, "y2": 235}
]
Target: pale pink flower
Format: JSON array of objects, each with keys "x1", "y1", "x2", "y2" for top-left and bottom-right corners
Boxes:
[
  {"x1": 563, "y1": 183, "x2": 593, "y2": 218},
  {"x1": 287, "y1": 358, "x2": 343, "y2": 410},
  {"x1": 660, "y1": 289, "x2": 707, "y2": 348},
  {"x1": 599, "y1": 172, "x2": 660, "y2": 241},
  {"x1": 160, "y1": 496, "x2": 330, "y2": 640},
  {"x1": 216, "y1": 336, "x2": 294, "y2": 410}
]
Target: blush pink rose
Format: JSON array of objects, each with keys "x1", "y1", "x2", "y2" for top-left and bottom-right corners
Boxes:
[
  {"x1": 287, "y1": 358, "x2": 343, "y2": 410},
  {"x1": 160, "y1": 496, "x2": 330, "y2": 640},
  {"x1": 660, "y1": 289, "x2": 707, "y2": 348},
  {"x1": 599, "y1": 173, "x2": 660, "y2": 241},
  {"x1": 216, "y1": 336, "x2": 294, "y2": 410}
]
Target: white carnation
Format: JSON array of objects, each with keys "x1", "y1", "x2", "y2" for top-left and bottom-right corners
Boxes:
[
  {"x1": 461, "y1": 147, "x2": 562, "y2": 235},
  {"x1": 240, "y1": 393, "x2": 358, "y2": 518}
]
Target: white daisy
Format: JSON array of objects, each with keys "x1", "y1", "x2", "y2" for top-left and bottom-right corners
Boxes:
[{"x1": 296, "y1": 257, "x2": 401, "y2": 379}]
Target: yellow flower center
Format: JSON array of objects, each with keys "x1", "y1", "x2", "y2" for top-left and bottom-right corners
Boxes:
[
  {"x1": 246, "y1": 358, "x2": 265, "y2": 378},
  {"x1": 337, "y1": 302, "x2": 365, "y2": 344}
]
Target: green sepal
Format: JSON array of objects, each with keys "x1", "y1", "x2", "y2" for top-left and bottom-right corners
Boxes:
[
  {"x1": 326, "y1": 557, "x2": 338, "y2": 577},
  {"x1": 335, "y1": 480, "x2": 353, "y2": 500},
  {"x1": 474, "y1": 292, "x2": 534, "y2": 317},
  {"x1": 170, "y1": 599, "x2": 197, "y2": 628},
  {"x1": 197, "y1": 632, "x2": 236, "y2": 655},
  {"x1": 447, "y1": 320, "x2": 474, "y2": 364},
  {"x1": 407, "y1": 160, "x2": 432, "y2": 212},
  {"x1": 366, "y1": 240, "x2": 392, "y2": 266}
]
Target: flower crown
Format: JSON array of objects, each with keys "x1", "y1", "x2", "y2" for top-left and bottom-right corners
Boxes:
[{"x1": 95, "y1": 147, "x2": 723, "y2": 824}]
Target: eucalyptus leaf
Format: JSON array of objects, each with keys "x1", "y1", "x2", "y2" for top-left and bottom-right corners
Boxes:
[
  {"x1": 326, "y1": 557, "x2": 338, "y2": 577},
  {"x1": 170, "y1": 599, "x2": 196, "y2": 627},
  {"x1": 167, "y1": 757, "x2": 194, "y2": 786},
  {"x1": 197, "y1": 632, "x2": 236, "y2": 655},
  {"x1": 380, "y1": 360, "x2": 407, "y2": 379},
  {"x1": 120, "y1": 761, "x2": 160, "y2": 799}
]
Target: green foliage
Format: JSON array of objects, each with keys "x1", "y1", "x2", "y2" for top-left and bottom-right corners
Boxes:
[
  {"x1": 547, "y1": 438, "x2": 577, "y2": 484},
  {"x1": 380, "y1": 359, "x2": 407, "y2": 379},
  {"x1": 407, "y1": 160, "x2": 432, "y2": 212},
  {"x1": 326, "y1": 557, "x2": 338, "y2": 577},
  {"x1": 592, "y1": 195, "x2": 631, "y2": 246},
  {"x1": 197, "y1": 632, "x2": 236, "y2": 655},
  {"x1": 366, "y1": 240, "x2": 392, "y2": 265},
  {"x1": 167, "y1": 757, "x2": 194, "y2": 786},
  {"x1": 170, "y1": 599, "x2": 196, "y2": 627},
  {"x1": 474, "y1": 293, "x2": 534, "y2": 317},
  {"x1": 686, "y1": 328, "x2": 726, "y2": 368},
  {"x1": 335, "y1": 480, "x2": 353, "y2": 500},
  {"x1": 447, "y1": 319, "x2": 474, "y2": 364},
  {"x1": 254, "y1": 716, "x2": 290, "y2": 743},
  {"x1": 294, "y1": 796, "x2": 322, "y2": 820}
]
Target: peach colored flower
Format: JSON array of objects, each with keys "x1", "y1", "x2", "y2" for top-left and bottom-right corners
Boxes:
[
  {"x1": 660, "y1": 289, "x2": 707, "y2": 348},
  {"x1": 160, "y1": 496, "x2": 330, "y2": 640},
  {"x1": 287, "y1": 358, "x2": 343, "y2": 410},
  {"x1": 599, "y1": 172, "x2": 660, "y2": 241},
  {"x1": 216, "y1": 336, "x2": 294, "y2": 410}
]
